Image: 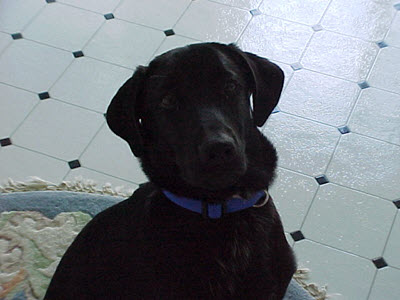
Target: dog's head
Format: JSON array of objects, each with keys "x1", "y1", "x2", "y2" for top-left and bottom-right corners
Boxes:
[{"x1": 107, "y1": 43, "x2": 284, "y2": 201}]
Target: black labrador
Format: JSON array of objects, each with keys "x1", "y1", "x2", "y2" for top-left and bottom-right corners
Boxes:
[{"x1": 45, "y1": 43, "x2": 296, "y2": 299}]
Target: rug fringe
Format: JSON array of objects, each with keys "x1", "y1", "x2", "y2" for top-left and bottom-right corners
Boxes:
[
  {"x1": 0, "y1": 176, "x2": 134, "y2": 197},
  {"x1": 293, "y1": 268, "x2": 340, "y2": 299},
  {"x1": 1, "y1": 177, "x2": 332, "y2": 299}
]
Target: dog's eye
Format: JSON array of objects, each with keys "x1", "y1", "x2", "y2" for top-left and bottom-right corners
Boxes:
[{"x1": 160, "y1": 95, "x2": 177, "y2": 109}]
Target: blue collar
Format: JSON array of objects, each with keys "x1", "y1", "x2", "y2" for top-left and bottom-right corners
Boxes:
[{"x1": 162, "y1": 190, "x2": 267, "y2": 219}]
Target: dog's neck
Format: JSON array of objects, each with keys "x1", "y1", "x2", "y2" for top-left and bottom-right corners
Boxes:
[{"x1": 162, "y1": 190, "x2": 269, "y2": 219}]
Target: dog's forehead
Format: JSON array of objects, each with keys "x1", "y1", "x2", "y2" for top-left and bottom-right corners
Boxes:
[{"x1": 148, "y1": 44, "x2": 237, "y2": 78}]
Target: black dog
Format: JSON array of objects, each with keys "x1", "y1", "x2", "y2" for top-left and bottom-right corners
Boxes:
[{"x1": 45, "y1": 43, "x2": 296, "y2": 299}]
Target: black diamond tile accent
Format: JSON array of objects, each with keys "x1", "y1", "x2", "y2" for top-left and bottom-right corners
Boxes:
[
  {"x1": 358, "y1": 81, "x2": 370, "y2": 89},
  {"x1": 315, "y1": 175, "x2": 329, "y2": 185},
  {"x1": 46, "y1": 0, "x2": 56, "y2": 3},
  {"x1": 250, "y1": 9, "x2": 262, "y2": 16},
  {"x1": 290, "y1": 231, "x2": 305, "y2": 242},
  {"x1": 376, "y1": 41, "x2": 388, "y2": 48},
  {"x1": 38, "y1": 92, "x2": 50, "y2": 100},
  {"x1": 11, "y1": 33, "x2": 23, "y2": 40},
  {"x1": 68, "y1": 160, "x2": 81, "y2": 169},
  {"x1": 338, "y1": 125, "x2": 350, "y2": 134},
  {"x1": 312, "y1": 24, "x2": 323, "y2": 32},
  {"x1": 394, "y1": 3, "x2": 400, "y2": 10},
  {"x1": 0, "y1": 138, "x2": 12, "y2": 147},
  {"x1": 372, "y1": 257, "x2": 388, "y2": 269},
  {"x1": 164, "y1": 29, "x2": 175, "y2": 36},
  {"x1": 393, "y1": 199, "x2": 400, "y2": 209},
  {"x1": 104, "y1": 13, "x2": 114, "y2": 20},
  {"x1": 291, "y1": 62, "x2": 303, "y2": 71},
  {"x1": 73, "y1": 50, "x2": 84, "y2": 58},
  {"x1": 272, "y1": 106, "x2": 280, "y2": 114}
]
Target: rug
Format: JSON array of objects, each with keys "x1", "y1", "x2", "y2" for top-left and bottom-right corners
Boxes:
[{"x1": 0, "y1": 177, "x2": 328, "y2": 300}]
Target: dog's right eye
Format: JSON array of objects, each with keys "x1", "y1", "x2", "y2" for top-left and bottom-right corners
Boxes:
[{"x1": 160, "y1": 95, "x2": 177, "y2": 110}]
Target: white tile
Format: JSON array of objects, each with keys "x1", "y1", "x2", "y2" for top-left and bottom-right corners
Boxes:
[
  {"x1": 259, "y1": 0, "x2": 330, "y2": 26},
  {"x1": 301, "y1": 31, "x2": 379, "y2": 81},
  {"x1": 368, "y1": 47, "x2": 400, "y2": 94},
  {"x1": 12, "y1": 100, "x2": 104, "y2": 161},
  {"x1": 294, "y1": 240, "x2": 376, "y2": 300},
  {"x1": 0, "y1": 0, "x2": 45, "y2": 33},
  {"x1": 302, "y1": 184, "x2": 396, "y2": 259},
  {"x1": 115, "y1": 0, "x2": 191, "y2": 30},
  {"x1": 0, "y1": 84, "x2": 38, "y2": 138},
  {"x1": 50, "y1": 57, "x2": 132, "y2": 113},
  {"x1": 269, "y1": 168, "x2": 319, "y2": 233},
  {"x1": 153, "y1": 35, "x2": 200, "y2": 57},
  {"x1": 65, "y1": 167, "x2": 138, "y2": 196},
  {"x1": 321, "y1": 0, "x2": 396, "y2": 41},
  {"x1": 80, "y1": 124, "x2": 147, "y2": 185},
  {"x1": 23, "y1": 3, "x2": 104, "y2": 51},
  {"x1": 58, "y1": 0, "x2": 121, "y2": 14},
  {"x1": 83, "y1": 19, "x2": 165, "y2": 68},
  {"x1": 349, "y1": 88, "x2": 400, "y2": 145},
  {"x1": 326, "y1": 133, "x2": 400, "y2": 200},
  {"x1": 263, "y1": 113, "x2": 340, "y2": 176},
  {"x1": 386, "y1": 12, "x2": 400, "y2": 47},
  {"x1": 0, "y1": 39, "x2": 73, "y2": 93},
  {"x1": 384, "y1": 212, "x2": 400, "y2": 269},
  {"x1": 369, "y1": 267, "x2": 400, "y2": 300},
  {"x1": 238, "y1": 14, "x2": 313, "y2": 63},
  {"x1": 211, "y1": 0, "x2": 262, "y2": 10},
  {"x1": 279, "y1": 69, "x2": 360, "y2": 127},
  {"x1": 174, "y1": 0, "x2": 251, "y2": 43},
  {"x1": 0, "y1": 146, "x2": 69, "y2": 184},
  {"x1": 0, "y1": 32, "x2": 12, "y2": 53}
]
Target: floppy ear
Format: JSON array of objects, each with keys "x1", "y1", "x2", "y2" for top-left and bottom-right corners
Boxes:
[
  {"x1": 106, "y1": 66, "x2": 147, "y2": 157},
  {"x1": 237, "y1": 51, "x2": 284, "y2": 127}
]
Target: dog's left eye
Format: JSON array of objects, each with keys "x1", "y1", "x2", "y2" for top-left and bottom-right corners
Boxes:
[{"x1": 160, "y1": 95, "x2": 177, "y2": 109}]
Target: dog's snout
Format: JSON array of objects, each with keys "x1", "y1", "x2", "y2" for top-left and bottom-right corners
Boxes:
[{"x1": 200, "y1": 139, "x2": 236, "y2": 165}]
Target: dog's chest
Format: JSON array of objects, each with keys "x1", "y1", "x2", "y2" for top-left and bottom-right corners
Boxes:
[{"x1": 144, "y1": 204, "x2": 268, "y2": 298}]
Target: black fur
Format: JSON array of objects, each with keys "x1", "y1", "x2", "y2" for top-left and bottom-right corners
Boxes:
[{"x1": 45, "y1": 43, "x2": 296, "y2": 299}]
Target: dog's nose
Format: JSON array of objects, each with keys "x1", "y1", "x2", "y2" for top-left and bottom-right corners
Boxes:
[{"x1": 199, "y1": 140, "x2": 237, "y2": 165}]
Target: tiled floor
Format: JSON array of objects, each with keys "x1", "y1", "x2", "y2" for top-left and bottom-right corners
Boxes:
[{"x1": 0, "y1": 0, "x2": 399, "y2": 299}]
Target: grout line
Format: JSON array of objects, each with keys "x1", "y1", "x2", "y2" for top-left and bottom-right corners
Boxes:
[
  {"x1": 207, "y1": 0, "x2": 252, "y2": 11},
  {"x1": 76, "y1": 121, "x2": 106, "y2": 163},
  {"x1": 6, "y1": 144, "x2": 68, "y2": 163},
  {"x1": 9, "y1": 101, "x2": 41, "y2": 138},
  {"x1": 19, "y1": 2, "x2": 47, "y2": 33},
  {"x1": 294, "y1": 237, "x2": 374, "y2": 263},
  {"x1": 298, "y1": 186, "x2": 320, "y2": 231},
  {"x1": 66, "y1": 165, "x2": 143, "y2": 186},
  {"x1": 383, "y1": 8, "x2": 398, "y2": 41},
  {"x1": 53, "y1": 0, "x2": 124, "y2": 15},
  {"x1": 366, "y1": 270, "x2": 379, "y2": 300},
  {"x1": 0, "y1": 35, "x2": 13, "y2": 57},
  {"x1": 48, "y1": 96, "x2": 108, "y2": 115},
  {"x1": 380, "y1": 212, "x2": 399, "y2": 258}
]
